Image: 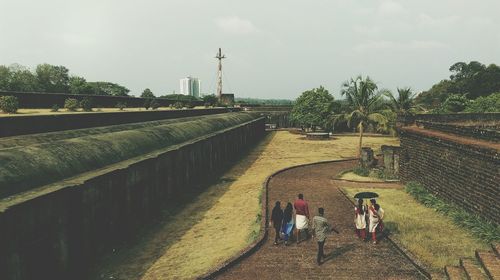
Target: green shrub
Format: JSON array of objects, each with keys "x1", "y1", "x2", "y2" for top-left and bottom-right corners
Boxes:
[
  {"x1": 150, "y1": 99, "x2": 160, "y2": 110},
  {"x1": 464, "y1": 93, "x2": 500, "y2": 113},
  {"x1": 0, "y1": 95, "x2": 19, "y2": 113},
  {"x1": 64, "y1": 98, "x2": 79, "y2": 112},
  {"x1": 50, "y1": 104, "x2": 60, "y2": 112},
  {"x1": 80, "y1": 97, "x2": 93, "y2": 112},
  {"x1": 144, "y1": 99, "x2": 151, "y2": 110},
  {"x1": 115, "y1": 102, "x2": 126, "y2": 111},
  {"x1": 173, "y1": 102, "x2": 184, "y2": 109},
  {"x1": 352, "y1": 166, "x2": 369, "y2": 177},
  {"x1": 405, "y1": 182, "x2": 500, "y2": 243}
]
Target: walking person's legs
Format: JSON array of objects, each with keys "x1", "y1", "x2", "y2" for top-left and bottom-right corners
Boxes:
[
  {"x1": 317, "y1": 241, "x2": 325, "y2": 265},
  {"x1": 274, "y1": 226, "x2": 280, "y2": 245}
]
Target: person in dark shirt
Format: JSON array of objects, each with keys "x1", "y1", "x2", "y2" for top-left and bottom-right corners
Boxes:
[
  {"x1": 271, "y1": 201, "x2": 284, "y2": 245},
  {"x1": 281, "y1": 202, "x2": 294, "y2": 245}
]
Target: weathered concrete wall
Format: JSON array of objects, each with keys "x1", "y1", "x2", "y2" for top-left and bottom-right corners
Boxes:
[
  {"x1": 399, "y1": 128, "x2": 499, "y2": 224},
  {"x1": 0, "y1": 116, "x2": 265, "y2": 279},
  {"x1": 0, "y1": 107, "x2": 240, "y2": 137},
  {"x1": 0, "y1": 90, "x2": 205, "y2": 108}
]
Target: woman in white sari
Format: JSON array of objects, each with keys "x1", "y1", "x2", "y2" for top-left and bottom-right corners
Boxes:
[
  {"x1": 368, "y1": 199, "x2": 380, "y2": 244},
  {"x1": 354, "y1": 199, "x2": 366, "y2": 240}
]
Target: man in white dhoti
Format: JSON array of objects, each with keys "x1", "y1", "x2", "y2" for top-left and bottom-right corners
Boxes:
[{"x1": 293, "y1": 193, "x2": 310, "y2": 243}]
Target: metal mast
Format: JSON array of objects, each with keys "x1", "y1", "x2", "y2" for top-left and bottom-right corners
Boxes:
[{"x1": 215, "y1": 48, "x2": 225, "y2": 99}]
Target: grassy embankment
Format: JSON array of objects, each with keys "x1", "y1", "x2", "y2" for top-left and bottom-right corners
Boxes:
[
  {"x1": 342, "y1": 187, "x2": 490, "y2": 273},
  {"x1": 95, "y1": 131, "x2": 399, "y2": 279}
]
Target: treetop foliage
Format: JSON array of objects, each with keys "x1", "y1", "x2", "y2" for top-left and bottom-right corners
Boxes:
[
  {"x1": 0, "y1": 63, "x2": 130, "y2": 96},
  {"x1": 290, "y1": 86, "x2": 334, "y2": 129},
  {"x1": 416, "y1": 61, "x2": 500, "y2": 109}
]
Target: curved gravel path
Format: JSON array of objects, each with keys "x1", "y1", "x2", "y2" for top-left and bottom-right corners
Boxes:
[{"x1": 216, "y1": 160, "x2": 427, "y2": 280}]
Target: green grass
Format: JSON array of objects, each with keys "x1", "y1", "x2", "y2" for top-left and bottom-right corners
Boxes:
[
  {"x1": 405, "y1": 182, "x2": 500, "y2": 243},
  {"x1": 343, "y1": 187, "x2": 490, "y2": 272}
]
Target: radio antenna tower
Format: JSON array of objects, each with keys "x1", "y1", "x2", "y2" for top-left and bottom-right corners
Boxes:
[{"x1": 215, "y1": 48, "x2": 226, "y2": 99}]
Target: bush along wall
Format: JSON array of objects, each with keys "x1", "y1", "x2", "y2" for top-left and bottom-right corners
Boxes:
[{"x1": 0, "y1": 113, "x2": 265, "y2": 279}]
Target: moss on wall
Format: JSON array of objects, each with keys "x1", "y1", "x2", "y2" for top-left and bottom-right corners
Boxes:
[{"x1": 0, "y1": 113, "x2": 259, "y2": 198}]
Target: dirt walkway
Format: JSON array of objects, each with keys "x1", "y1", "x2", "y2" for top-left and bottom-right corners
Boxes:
[{"x1": 217, "y1": 161, "x2": 426, "y2": 280}]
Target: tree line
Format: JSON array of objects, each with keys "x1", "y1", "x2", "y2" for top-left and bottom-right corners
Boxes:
[
  {"x1": 416, "y1": 61, "x2": 500, "y2": 113},
  {"x1": 0, "y1": 63, "x2": 131, "y2": 96},
  {"x1": 291, "y1": 61, "x2": 500, "y2": 156}
]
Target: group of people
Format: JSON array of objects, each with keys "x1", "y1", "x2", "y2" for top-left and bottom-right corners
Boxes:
[
  {"x1": 354, "y1": 198, "x2": 385, "y2": 244},
  {"x1": 270, "y1": 193, "x2": 338, "y2": 265},
  {"x1": 270, "y1": 194, "x2": 386, "y2": 265}
]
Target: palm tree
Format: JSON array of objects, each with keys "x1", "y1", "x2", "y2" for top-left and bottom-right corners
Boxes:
[
  {"x1": 384, "y1": 87, "x2": 420, "y2": 116},
  {"x1": 335, "y1": 75, "x2": 388, "y2": 156}
]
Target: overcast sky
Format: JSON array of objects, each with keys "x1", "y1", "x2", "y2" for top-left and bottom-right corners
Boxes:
[{"x1": 1, "y1": 0, "x2": 499, "y2": 99}]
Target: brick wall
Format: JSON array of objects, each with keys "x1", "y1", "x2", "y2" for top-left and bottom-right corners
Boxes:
[
  {"x1": 0, "y1": 117, "x2": 265, "y2": 279},
  {"x1": 399, "y1": 128, "x2": 499, "y2": 224}
]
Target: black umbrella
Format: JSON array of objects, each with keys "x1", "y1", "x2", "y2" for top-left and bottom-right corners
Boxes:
[{"x1": 354, "y1": 192, "x2": 379, "y2": 199}]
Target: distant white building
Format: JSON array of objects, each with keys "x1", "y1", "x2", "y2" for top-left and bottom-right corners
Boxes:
[{"x1": 179, "y1": 77, "x2": 201, "y2": 98}]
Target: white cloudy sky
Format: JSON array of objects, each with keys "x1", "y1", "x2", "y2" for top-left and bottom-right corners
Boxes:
[{"x1": 1, "y1": 0, "x2": 499, "y2": 99}]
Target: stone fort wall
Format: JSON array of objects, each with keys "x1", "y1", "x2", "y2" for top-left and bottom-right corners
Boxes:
[
  {"x1": 0, "y1": 115, "x2": 265, "y2": 279},
  {"x1": 398, "y1": 114, "x2": 499, "y2": 225}
]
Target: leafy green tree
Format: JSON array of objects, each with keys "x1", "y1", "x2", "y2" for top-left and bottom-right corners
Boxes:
[
  {"x1": 141, "y1": 88, "x2": 155, "y2": 98},
  {"x1": 335, "y1": 75, "x2": 388, "y2": 156},
  {"x1": 173, "y1": 101, "x2": 184, "y2": 109},
  {"x1": 0, "y1": 95, "x2": 19, "y2": 113},
  {"x1": 290, "y1": 86, "x2": 334, "y2": 131},
  {"x1": 464, "y1": 93, "x2": 500, "y2": 113},
  {"x1": 150, "y1": 99, "x2": 160, "y2": 110},
  {"x1": 80, "y1": 97, "x2": 93, "y2": 112},
  {"x1": 417, "y1": 61, "x2": 500, "y2": 109},
  {"x1": 87, "y1": 81, "x2": 130, "y2": 96},
  {"x1": 69, "y1": 76, "x2": 92, "y2": 95},
  {"x1": 35, "y1": 63, "x2": 70, "y2": 92},
  {"x1": 64, "y1": 98, "x2": 79, "y2": 111},
  {"x1": 438, "y1": 94, "x2": 469, "y2": 113},
  {"x1": 203, "y1": 94, "x2": 218, "y2": 107},
  {"x1": 0, "y1": 65, "x2": 11, "y2": 90},
  {"x1": 8, "y1": 64, "x2": 38, "y2": 91}
]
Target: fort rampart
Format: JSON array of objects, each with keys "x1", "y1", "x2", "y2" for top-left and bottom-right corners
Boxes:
[
  {"x1": 0, "y1": 107, "x2": 239, "y2": 137},
  {"x1": 0, "y1": 113, "x2": 265, "y2": 279},
  {"x1": 398, "y1": 113, "x2": 499, "y2": 224}
]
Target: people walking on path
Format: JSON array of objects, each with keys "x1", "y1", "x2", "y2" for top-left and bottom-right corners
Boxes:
[
  {"x1": 368, "y1": 199, "x2": 382, "y2": 244},
  {"x1": 281, "y1": 202, "x2": 294, "y2": 245},
  {"x1": 312, "y1": 207, "x2": 339, "y2": 265},
  {"x1": 271, "y1": 201, "x2": 283, "y2": 245},
  {"x1": 294, "y1": 193, "x2": 310, "y2": 243},
  {"x1": 354, "y1": 199, "x2": 367, "y2": 240}
]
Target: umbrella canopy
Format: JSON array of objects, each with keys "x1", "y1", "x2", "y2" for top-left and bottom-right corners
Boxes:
[{"x1": 354, "y1": 192, "x2": 379, "y2": 199}]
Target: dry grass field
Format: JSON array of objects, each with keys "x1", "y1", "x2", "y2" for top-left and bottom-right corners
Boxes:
[
  {"x1": 342, "y1": 187, "x2": 489, "y2": 273},
  {"x1": 94, "y1": 131, "x2": 399, "y2": 279}
]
